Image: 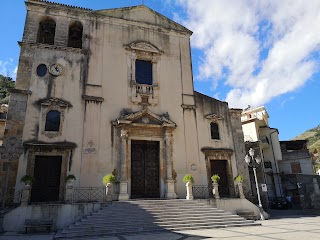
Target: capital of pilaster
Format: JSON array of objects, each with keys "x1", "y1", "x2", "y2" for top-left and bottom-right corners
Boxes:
[{"x1": 120, "y1": 129, "x2": 128, "y2": 139}]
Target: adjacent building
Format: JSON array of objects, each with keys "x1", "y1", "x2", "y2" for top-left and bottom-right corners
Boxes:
[
  {"x1": 0, "y1": 104, "x2": 7, "y2": 145},
  {"x1": 241, "y1": 106, "x2": 283, "y2": 205}
]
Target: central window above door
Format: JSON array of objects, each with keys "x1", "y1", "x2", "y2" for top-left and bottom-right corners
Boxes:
[
  {"x1": 135, "y1": 60, "x2": 153, "y2": 85},
  {"x1": 125, "y1": 41, "x2": 163, "y2": 106}
]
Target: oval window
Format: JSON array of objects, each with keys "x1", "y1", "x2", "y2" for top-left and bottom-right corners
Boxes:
[{"x1": 36, "y1": 64, "x2": 47, "y2": 77}]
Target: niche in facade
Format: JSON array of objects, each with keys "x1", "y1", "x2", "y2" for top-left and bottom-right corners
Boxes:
[
  {"x1": 68, "y1": 22, "x2": 83, "y2": 48},
  {"x1": 37, "y1": 19, "x2": 56, "y2": 45}
]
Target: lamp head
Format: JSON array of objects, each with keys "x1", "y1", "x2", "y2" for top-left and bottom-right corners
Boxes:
[
  {"x1": 248, "y1": 148, "x2": 255, "y2": 157},
  {"x1": 245, "y1": 155, "x2": 251, "y2": 165},
  {"x1": 255, "y1": 155, "x2": 262, "y2": 164}
]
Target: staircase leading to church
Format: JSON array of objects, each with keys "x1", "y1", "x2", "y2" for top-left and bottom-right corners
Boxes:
[{"x1": 54, "y1": 199, "x2": 260, "y2": 239}]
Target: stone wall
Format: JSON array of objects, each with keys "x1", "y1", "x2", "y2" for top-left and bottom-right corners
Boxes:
[
  {"x1": 0, "y1": 90, "x2": 29, "y2": 204},
  {"x1": 229, "y1": 109, "x2": 251, "y2": 197}
]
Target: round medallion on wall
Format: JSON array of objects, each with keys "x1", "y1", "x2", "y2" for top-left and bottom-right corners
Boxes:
[{"x1": 49, "y1": 63, "x2": 63, "y2": 76}]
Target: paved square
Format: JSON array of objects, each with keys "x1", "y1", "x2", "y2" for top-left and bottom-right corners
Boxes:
[{"x1": 1, "y1": 211, "x2": 320, "y2": 240}]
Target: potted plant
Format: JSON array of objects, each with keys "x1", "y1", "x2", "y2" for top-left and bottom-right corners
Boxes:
[
  {"x1": 102, "y1": 174, "x2": 116, "y2": 185},
  {"x1": 234, "y1": 175, "x2": 245, "y2": 199},
  {"x1": 211, "y1": 174, "x2": 220, "y2": 199},
  {"x1": 183, "y1": 174, "x2": 194, "y2": 200},
  {"x1": 21, "y1": 175, "x2": 35, "y2": 186},
  {"x1": 183, "y1": 174, "x2": 194, "y2": 184},
  {"x1": 211, "y1": 174, "x2": 220, "y2": 183},
  {"x1": 234, "y1": 175, "x2": 244, "y2": 183},
  {"x1": 65, "y1": 174, "x2": 76, "y2": 186},
  {"x1": 102, "y1": 174, "x2": 116, "y2": 200}
]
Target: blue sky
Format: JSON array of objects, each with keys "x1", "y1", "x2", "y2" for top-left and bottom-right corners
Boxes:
[{"x1": 0, "y1": 0, "x2": 319, "y2": 140}]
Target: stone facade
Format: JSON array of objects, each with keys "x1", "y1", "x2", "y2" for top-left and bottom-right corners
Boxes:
[{"x1": 0, "y1": 0, "x2": 249, "y2": 203}]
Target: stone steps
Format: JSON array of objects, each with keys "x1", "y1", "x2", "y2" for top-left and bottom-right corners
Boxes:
[
  {"x1": 236, "y1": 210, "x2": 257, "y2": 220},
  {"x1": 54, "y1": 200, "x2": 260, "y2": 239}
]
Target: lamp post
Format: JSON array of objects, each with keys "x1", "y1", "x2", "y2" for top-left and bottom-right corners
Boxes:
[{"x1": 245, "y1": 148, "x2": 265, "y2": 220}]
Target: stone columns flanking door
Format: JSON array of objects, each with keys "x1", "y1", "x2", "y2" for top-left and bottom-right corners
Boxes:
[
  {"x1": 164, "y1": 129, "x2": 177, "y2": 199},
  {"x1": 118, "y1": 129, "x2": 129, "y2": 200},
  {"x1": 113, "y1": 108, "x2": 177, "y2": 200}
]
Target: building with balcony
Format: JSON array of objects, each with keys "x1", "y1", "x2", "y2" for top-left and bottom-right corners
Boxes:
[
  {"x1": 279, "y1": 140, "x2": 315, "y2": 207},
  {"x1": 241, "y1": 106, "x2": 283, "y2": 204}
]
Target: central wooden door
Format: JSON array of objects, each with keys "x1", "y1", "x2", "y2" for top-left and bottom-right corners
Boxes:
[
  {"x1": 210, "y1": 160, "x2": 230, "y2": 197},
  {"x1": 30, "y1": 156, "x2": 62, "y2": 202},
  {"x1": 131, "y1": 140, "x2": 160, "y2": 198}
]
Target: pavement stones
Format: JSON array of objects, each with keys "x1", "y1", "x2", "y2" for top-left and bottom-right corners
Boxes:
[{"x1": 1, "y1": 209, "x2": 320, "y2": 239}]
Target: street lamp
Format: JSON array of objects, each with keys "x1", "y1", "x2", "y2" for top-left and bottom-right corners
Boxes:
[{"x1": 245, "y1": 147, "x2": 265, "y2": 220}]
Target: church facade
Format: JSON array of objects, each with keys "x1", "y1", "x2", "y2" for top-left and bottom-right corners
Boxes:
[{"x1": 0, "y1": 0, "x2": 250, "y2": 203}]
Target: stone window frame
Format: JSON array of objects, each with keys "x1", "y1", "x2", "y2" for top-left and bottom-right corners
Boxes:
[
  {"x1": 39, "y1": 98, "x2": 71, "y2": 138},
  {"x1": 205, "y1": 113, "x2": 224, "y2": 142},
  {"x1": 210, "y1": 122, "x2": 220, "y2": 140},
  {"x1": 24, "y1": 143, "x2": 75, "y2": 203},
  {"x1": 125, "y1": 42, "x2": 163, "y2": 106},
  {"x1": 291, "y1": 162, "x2": 302, "y2": 174}
]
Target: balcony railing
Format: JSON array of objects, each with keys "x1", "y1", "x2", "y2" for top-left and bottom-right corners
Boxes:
[{"x1": 134, "y1": 83, "x2": 154, "y2": 96}]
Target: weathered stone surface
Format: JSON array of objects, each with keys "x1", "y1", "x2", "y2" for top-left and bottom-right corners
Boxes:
[{"x1": 1, "y1": 0, "x2": 250, "y2": 206}]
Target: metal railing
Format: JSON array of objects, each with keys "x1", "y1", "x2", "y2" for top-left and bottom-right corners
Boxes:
[
  {"x1": 73, "y1": 187, "x2": 106, "y2": 203},
  {"x1": 193, "y1": 185, "x2": 232, "y2": 199},
  {"x1": 193, "y1": 185, "x2": 213, "y2": 199}
]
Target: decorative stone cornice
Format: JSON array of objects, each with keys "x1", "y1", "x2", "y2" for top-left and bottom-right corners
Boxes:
[
  {"x1": 114, "y1": 108, "x2": 176, "y2": 128},
  {"x1": 201, "y1": 147, "x2": 234, "y2": 158},
  {"x1": 205, "y1": 113, "x2": 223, "y2": 121},
  {"x1": 82, "y1": 95, "x2": 104, "y2": 103},
  {"x1": 181, "y1": 104, "x2": 196, "y2": 110},
  {"x1": 23, "y1": 141, "x2": 77, "y2": 150},
  {"x1": 27, "y1": 0, "x2": 92, "y2": 11},
  {"x1": 8, "y1": 88, "x2": 32, "y2": 95},
  {"x1": 125, "y1": 41, "x2": 163, "y2": 54},
  {"x1": 37, "y1": 97, "x2": 72, "y2": 108},
  {"x1": 18, "y1": 42, "x2": 84, "y2": 54}
]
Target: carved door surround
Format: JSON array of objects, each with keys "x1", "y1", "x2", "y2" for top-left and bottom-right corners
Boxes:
[
  {"x1": 125, "y1": 41, "x2": 163, "y2": 106},
  {"x1": 112, "y1": 108, "x2": 177, "y2": 200},
  {"x1": 24, "y1": 141, "x2": 76, "y2": 202},
  {"x1": 201, "y1": 147, "x2": 235, "y2": 197}
]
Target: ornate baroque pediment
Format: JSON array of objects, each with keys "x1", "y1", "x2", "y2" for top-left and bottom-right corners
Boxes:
[
  {"x1": 38, "y1": 98, "x2": 72, "y2": 108},
  {"x1": 201, "y1": 147, "x2": 233, "y2": 159},
  {"x1": 113, "y1": 108, "x2": 176, "y2": 128},
  {"x1": 205, "y1": 113, "x2": 223, "y2": 121},
  {"x1": 126, "y1": 41, "x2": 163, "y2": 54}
]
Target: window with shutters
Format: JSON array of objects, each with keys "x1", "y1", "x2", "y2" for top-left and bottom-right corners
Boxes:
[
  {"x1": 291, "y1": 163, "x2": 302, "y2": 174},
  {"x1": 210, "y1": 122, "x2": 220, "y2": 140},
  {"x1": 45, "y1": 111, "x2": 61, "y2": 132},
  {"x1": 135, "y1": 60, "x2": 153, "y2": 85},
  {"x1": 125, "y1": 41, "x2": 163, "y2": 106}
]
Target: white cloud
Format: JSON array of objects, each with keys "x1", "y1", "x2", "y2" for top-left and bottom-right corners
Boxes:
[
  {"x1": 0, "y1": 59, "x2": 17, "y2": 79},
  {"x1": 176, "y1": 0, "x2": 320, "y2": 108}
]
